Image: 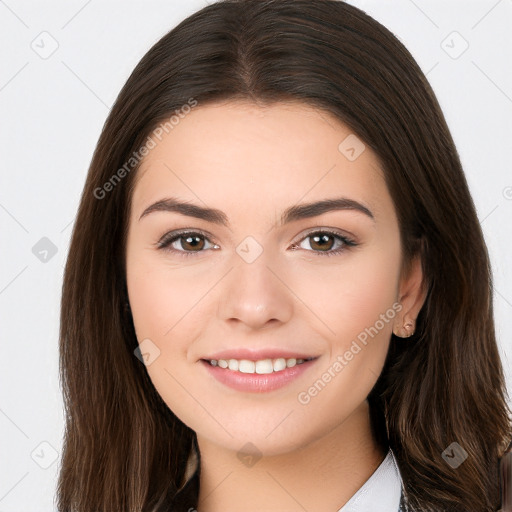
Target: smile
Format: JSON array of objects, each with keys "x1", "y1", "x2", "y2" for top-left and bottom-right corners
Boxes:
[{"x1": 200, "y1": 357, "x2": 319, "y2": 393}]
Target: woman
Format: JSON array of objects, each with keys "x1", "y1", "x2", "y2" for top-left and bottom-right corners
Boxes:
[{"x1": 57, "y1": 0, "x2": 511, "y2": 511}]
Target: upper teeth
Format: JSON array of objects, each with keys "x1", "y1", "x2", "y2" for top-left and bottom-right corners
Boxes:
[{"x1": 209, "y1": 358, "x2": 308, "y2": 374}]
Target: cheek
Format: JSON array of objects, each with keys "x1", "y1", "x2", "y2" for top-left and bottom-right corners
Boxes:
[
  {"x1": 335, "y1": 257, "x2": 400, "y2": 345},
  {"x1": 127, "y1": 254, "x2": 212, "y2": 346},
  {"x1": 291, "y1": 242, "x2": 401, "y2": 349}
]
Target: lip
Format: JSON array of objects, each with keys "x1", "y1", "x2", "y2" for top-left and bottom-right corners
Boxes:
[
  {"x1": 200, "y1": 357, "x2": 319, "y2": 393},
  {"x1": 200, "y1": 348, "x2": 318, "y2": 361}
]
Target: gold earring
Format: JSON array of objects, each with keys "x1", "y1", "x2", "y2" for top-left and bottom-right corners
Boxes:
[
  {"x1": 403, "y1": 322, "x2": 415, "y2": 337},
  {"x1": 394, "y1": 321, "x2": 415, "y2": 338}
]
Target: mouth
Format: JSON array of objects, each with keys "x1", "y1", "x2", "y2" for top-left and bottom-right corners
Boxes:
[{"x1": 199, "y1": 356, "x2": 320, "y2": 393}]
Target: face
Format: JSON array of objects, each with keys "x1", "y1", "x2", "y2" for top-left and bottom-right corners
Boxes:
[{"x1": 125, "y1": 100, "x2": 414, "y2": 456}]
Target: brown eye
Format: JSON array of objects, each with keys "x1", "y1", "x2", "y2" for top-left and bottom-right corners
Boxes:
[
  {"x1": 178, "y1": 234, "x2": 205, "y2": 251},
  {"x1": 294, "y1": 230, "x2": 357, "y2": 256},
  {"x1": 157, "y1": 231, "x2": 219, "y2": 256},
  {"x1": 309, "y1": 233, "x2": 335, "y2": 251}
]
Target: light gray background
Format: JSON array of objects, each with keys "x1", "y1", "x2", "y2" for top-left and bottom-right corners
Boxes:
[{"x1": 1, "y1": 0, "x2": 511, "y2": 510}]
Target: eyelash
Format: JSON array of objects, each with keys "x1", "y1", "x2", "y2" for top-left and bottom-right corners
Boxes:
[{"x1": 155, "y1": 228, "x2": 358, "y2": 258}]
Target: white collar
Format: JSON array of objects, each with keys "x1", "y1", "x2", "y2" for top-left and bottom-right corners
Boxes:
[{"x1": 338, "y1": 447, "x2": 403, "y2": 512}]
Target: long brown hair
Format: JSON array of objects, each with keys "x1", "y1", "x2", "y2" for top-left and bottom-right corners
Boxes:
[{"x1": 57, "y1": 0, "x2": 511, "y2": 510}]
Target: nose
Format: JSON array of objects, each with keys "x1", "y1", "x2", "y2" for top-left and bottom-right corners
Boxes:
[{"x1": 217, "y1": 250, "x2": 294, "y2": 331}]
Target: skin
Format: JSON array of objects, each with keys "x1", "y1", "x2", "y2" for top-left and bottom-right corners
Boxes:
[{"x1": 125, "y1": 100, "x2": 426, "y2": 512}]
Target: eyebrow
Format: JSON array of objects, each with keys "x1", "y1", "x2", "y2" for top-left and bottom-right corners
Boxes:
[{"x1": 138, "y1": 196, "x2": 375, "y2": 226}]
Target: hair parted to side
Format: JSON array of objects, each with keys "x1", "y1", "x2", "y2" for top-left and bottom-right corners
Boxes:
[{"x1": 57, "y1": 0, "x2": 511, "y2": 510}]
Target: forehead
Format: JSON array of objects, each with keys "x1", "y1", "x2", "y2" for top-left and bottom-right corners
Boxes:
[{"x1": 130, "y1": 101, "x2": 391, "y2": 224}]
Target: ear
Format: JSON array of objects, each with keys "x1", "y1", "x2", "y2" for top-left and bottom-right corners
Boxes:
[{"x1": 393, "y1": 250, "x2": 427, "y2": 338}]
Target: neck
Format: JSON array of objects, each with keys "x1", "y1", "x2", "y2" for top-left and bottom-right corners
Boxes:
[{"x1": 196, "y1": 400, "x2": 386, "y2": 512}]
